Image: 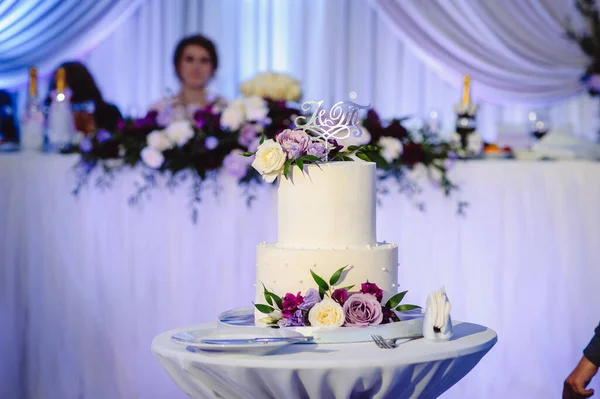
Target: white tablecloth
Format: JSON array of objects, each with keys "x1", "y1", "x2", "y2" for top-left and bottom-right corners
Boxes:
[
  {"x1": 1, "y1": 153, "x2": 599, "y2": 398},
  {"x1": 151, "y1": 321, "x2": 497, "y2": 399}
]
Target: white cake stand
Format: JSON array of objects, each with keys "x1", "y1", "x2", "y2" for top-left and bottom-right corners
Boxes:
[{"x1": 217, "y1": 307, "x2": 425, "y2": 344}]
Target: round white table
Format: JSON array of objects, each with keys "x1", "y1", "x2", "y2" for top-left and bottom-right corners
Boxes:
[{"x1": 152, "y1": 321, "x2": 497, "y2": 399}]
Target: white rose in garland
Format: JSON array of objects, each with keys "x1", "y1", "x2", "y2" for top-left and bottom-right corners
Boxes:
[
  {"x1": 244, "y1": 96, "x2": 269, "y2": 121},
  {"x1": 251, "y1": 139, "x2": 287, "y2": 183},
  {"x1": 141, "y1": 147, "x2": 164, "y2": 169},
  {"x1": 221, "y1": 99, "x2": 246, "y2": 131},
  {"x1": 165, "y1": 120, "x2": 194, "y2": 147},
  {"x1": 147, "y1": 130, "x2": 173, "y2": 151},
  {"x1": 378, "y1": 136, "x2": 403, "y2": 163}
]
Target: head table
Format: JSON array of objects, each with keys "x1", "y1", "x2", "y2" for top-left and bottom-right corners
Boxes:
[
  {"x1": 152, "y1": 321, "x2": 497, "y2": 399},
  {"x1": 1, "y1": 153, "x2": 599, "y2": 398}
]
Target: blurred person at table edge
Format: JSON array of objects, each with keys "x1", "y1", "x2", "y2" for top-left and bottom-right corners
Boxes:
[
  {"x1": 564, "y1": 322, "x2": 600, "y2": 398},
  {"x1": 45, "y1": 61, "x2": 122, "y2": 134},
  {"x1": 148, "y1": 34, "x2": 226, "y2": 124}
]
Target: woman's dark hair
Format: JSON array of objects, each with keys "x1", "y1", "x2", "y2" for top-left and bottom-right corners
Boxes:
[
  {"x1": 44, "y1": 61, "x2": 123, "y2": 131},
  {"x1": 173, "y1": 34, "x2": 218, "y2": 79},
  {"x1": 46, "y1": 61, "x2": 104, "y2": 104}
]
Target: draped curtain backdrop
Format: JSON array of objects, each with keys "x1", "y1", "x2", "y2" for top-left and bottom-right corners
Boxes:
[{"x1": 2, "y1": 0, "x2": 598, "y2": 141}]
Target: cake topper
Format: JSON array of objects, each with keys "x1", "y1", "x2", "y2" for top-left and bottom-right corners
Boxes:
[{"x1": 293, "y1": 92, "x2": 370, "y2": 161}]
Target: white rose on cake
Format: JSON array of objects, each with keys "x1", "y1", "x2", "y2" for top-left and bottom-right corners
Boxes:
[
  {"x1": 308, "y1": 297, "x2": 345, "y2": 327},
  {"x1": 251, "y1": 139, "x2": 287, "y2": 183},
  {"x1": 165, "y1": 120, "x2": 194, "y2": 147}
]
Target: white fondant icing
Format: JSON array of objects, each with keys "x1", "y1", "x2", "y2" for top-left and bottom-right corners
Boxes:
[
  {"x1": 255, "y1": 244, "x2": 398, "y2": 306},
  {"x1": 278, "y1": 162, "x2": 376, "y2": 248}
]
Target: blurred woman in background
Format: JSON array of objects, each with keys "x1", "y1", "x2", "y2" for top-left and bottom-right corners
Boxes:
[
  {"x1": 45, "y1": 61, "x2": 122, "y2": 133},
  {"x1": 149, "y1": 34, "x2": 227, "y2": 124}
]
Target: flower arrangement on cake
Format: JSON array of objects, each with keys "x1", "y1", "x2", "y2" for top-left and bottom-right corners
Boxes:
[
  {"x1": 243, "y1": 97, "x2": 384, "y2": 183},
  {"x1": 255, "y1": 266, "x2": 420, "y2": 328}
]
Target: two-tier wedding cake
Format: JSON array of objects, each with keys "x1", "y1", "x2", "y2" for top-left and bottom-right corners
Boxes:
[{"x1": 254, "y1": 160, "x2": 400, "y2": 327}]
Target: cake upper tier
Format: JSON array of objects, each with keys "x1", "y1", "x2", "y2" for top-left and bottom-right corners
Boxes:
[{"x1": 277, "y1": 161, "x2": 376, "y2": 248}]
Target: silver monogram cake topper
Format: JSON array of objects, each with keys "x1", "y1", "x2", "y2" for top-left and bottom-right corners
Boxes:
[{"x1": 293, "y1": 92, "x2": 369, "y2": 161}]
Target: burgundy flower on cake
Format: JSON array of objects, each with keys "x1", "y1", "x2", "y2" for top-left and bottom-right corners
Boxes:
[
  {"x1": 282, "y1": 291, "x2": 304, "y2": 318},
  {"x1": 343, "y1": 293, "x2": 383, "y2": 327},
  {"x1": 360, "y1": 282, "x2": 383, "y2": 303},
  {"x1": 332, "y1": 288, "x2": 348, "y2": 305}
]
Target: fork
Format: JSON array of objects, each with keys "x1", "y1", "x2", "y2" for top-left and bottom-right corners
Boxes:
[{"x1": 371, "y1": 334, "x2": 421, "y2": 349}]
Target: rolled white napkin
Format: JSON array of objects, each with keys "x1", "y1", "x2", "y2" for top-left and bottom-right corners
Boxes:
[{"x1": 423, "y1": 287, "x2": 453, "y2": 341}]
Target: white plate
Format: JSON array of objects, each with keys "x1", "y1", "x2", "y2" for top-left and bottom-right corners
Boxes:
[
  {"x1": 218, "y1": 307, "x2": 425, "y2": 344},
  {"x1": 171, "y1": 326, "x2": 308, "y2": 355}
]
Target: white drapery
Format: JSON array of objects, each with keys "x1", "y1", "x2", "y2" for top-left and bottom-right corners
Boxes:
[
  {"x1": 0, "y1": 0, "x2": 148, "y2": 87},
  {"x1": 372, "y1": 0, "x2": 587, "y2": 103},
  {"x1": 7, "y1": 0, "x2": 599, "y2": 141},
  {"x1": 1, "y1": 154, "x2": 599, "y2": 398}
]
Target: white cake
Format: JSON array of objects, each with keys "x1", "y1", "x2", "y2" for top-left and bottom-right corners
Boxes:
[{"x1": 254, "y1": 161, "x2": 399, "y2": 325}]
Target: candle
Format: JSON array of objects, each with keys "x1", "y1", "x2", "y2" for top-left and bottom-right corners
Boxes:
[{"x1": 462, "y1": 75, "x2": 470, "y2": 105}]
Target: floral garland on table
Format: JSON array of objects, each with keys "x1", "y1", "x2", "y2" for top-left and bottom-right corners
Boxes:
[
  {"x1": 565, "y1": 0, "x2": 600, "y2": 97},
  {"x1": 358, "y1": 110, "x2": 467, "y2": 212},
  {"x1": 565, "y1": 0, "x2": 600, "y2": 142},
  {"x1": 67, "y1": 71, "x2": 463, "y2": 220},
  {"x1": 255, "y1": 266, "x2": 420, "y2": 328}
]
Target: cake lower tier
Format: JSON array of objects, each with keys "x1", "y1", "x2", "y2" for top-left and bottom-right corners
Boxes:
[{"x1": 254, "y1": 243, "x2": 399, "y2": 322}]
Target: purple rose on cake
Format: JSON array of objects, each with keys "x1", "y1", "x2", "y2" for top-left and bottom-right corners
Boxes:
[
  {"x1": 306, "y1": 141, "x2": 327, "y2": 159},
  {"x1": 276, "y1": 129, "x2": 310, "y2": 159},
  {"x1": 360, "y1": 282, "x2": 383, "y2": 303},
  {"x1": 298, "y1": 288, "x2": 320, "y2": 310},
  {"x1": 277, "y1": 309, "x2": 306, "y2": 327},
  {"x1": 343, "y1": 293, "x2": 383, "y2": 327}
]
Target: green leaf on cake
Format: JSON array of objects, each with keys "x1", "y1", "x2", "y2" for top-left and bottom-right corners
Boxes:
[
  {"x1": 262, "y1": 283, "x2": 273, "y2": 306},
  {"x1": 295, "y1": 158, "x2": 304, "y2": 171},
  {"x1": 355, "y1": 152, "x2": 372, "y2": 162},
  {"x1": 347, "y1": 145, "x2": 360, "y2": 152},
  {"x1": 310, "y1": 269, "x2": 329, "y2": 292},
  {"x1": 385, "y1": 290, "x2": 408, "y2": 309},
  {"x1": 300, "y1": 155, "x2": 321, "y2": 163},
  {"x1": 395, "y1": 304, "x2": 421, "y2": 312},
  {"x1": 254, "y1": 302, "x2": 275, "y2": 314},
  {"x1": 268, "y1": 292, "x2": 283, "y2": 310},
  {"x1": 241, "y1": 151, "x2": 256, "y2": 157},
  {"x1": 259, "y1": 130, "x2": 265, "y2": 145},
  {"x1": 283, "y1": 159, "x2": 293, "y2": 178},
  {"x1": 329, "y1": 265, "x2": 347, "y2": 286},
  {"x1": 341, "y1": 285, "x2": 355, "y2": 291}
]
